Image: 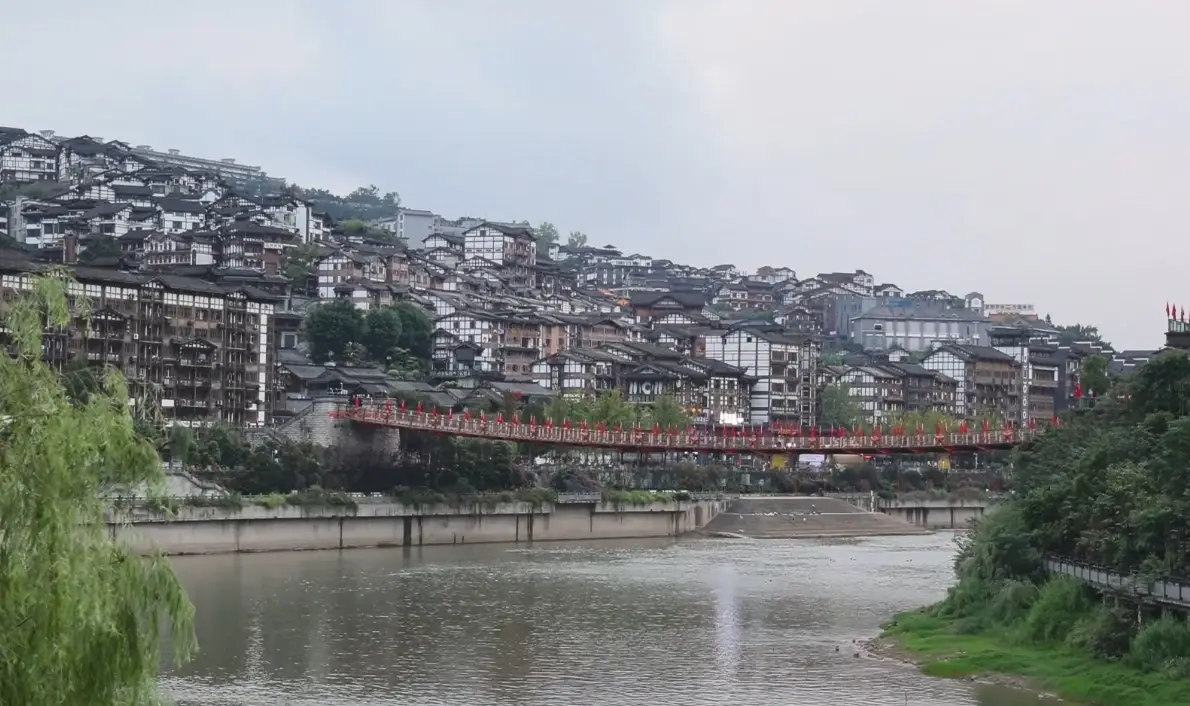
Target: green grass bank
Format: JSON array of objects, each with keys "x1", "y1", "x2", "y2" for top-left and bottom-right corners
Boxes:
[{"x1": 880, "y1": 576, "x2": 1190, "y2": 706}]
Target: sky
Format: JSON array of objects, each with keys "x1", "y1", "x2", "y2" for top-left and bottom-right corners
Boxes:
[{"x1": 6, "y1": 0, "x2": 1189, "y2": 349}]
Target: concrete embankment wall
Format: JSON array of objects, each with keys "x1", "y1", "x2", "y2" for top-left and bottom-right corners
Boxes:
[
  {"x1": 107, "y1": 500, "x2": 726, "y2": 555},
  {"x1": 831, "y1": 493, "x2": 988, "y2": 530},
  {"x1": 880, "y1": 500, "x2": 985, "y2": 530}
]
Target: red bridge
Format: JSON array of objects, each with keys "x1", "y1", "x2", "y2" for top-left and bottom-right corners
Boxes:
[{"x1": 331, "y1": 404, "x2": 1043, "y2": 455}]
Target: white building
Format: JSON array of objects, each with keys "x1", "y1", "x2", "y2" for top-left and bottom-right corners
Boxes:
[
  {"x1": 0, "y1": 129, "x2": 58, "y2": 183},
  {"x1": 462, "y1": 222, "x2": 537, "y2": 285},
  {"x1": 703, "y1": 328, "x2": 820, "y2": 425}
]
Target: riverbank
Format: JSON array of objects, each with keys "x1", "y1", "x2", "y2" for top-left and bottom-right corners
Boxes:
[
  {"x1": 875, "y1": 604, "x2": 1190, "y2": 706},
  {"x1": 108, "y1": 496, "x2": 727, "y2": 555}
]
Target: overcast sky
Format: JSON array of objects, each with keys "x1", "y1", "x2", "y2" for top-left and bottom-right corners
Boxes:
[{"x1": 7, "y1": 1, "x2": 1188, "y2": 349}]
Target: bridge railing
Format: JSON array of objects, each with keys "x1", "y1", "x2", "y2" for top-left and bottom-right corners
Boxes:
[
  {"x1": 1044, "y1": 556, "x2": 1190, "y2": 608},
  {"x1": 331, "y1": 406, "x2": 1038, "y2": 451}
]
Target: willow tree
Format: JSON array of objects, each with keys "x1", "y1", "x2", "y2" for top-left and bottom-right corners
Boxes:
[{"x1": 0, "y1": 271, "x2": 195, "y2": 705}]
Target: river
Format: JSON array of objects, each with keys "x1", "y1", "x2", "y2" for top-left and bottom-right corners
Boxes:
[{"x1": 163, "y1": 533, "x2": 1056, "y2": 705}]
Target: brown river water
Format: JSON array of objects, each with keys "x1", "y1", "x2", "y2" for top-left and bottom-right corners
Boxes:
[{"x1": 163, "y1": 533, "x2": 1060, "y2": 705}]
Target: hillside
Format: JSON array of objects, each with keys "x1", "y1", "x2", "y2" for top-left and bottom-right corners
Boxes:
[{"x1": 287, "y1": 183, "x2": 402, "y2": 222}]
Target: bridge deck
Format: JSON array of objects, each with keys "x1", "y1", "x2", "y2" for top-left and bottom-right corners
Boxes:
[
  {"x1": 330, "y1": 406, "x2": 1037, "y2": 454},
  {"x1": 1045, "y1": 557, "x2": 1190, "y2": 610}
]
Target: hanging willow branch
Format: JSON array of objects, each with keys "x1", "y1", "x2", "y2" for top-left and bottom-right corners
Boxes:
[{"x1": 0, "y1": 270, "x2": 196, "y2": 705}]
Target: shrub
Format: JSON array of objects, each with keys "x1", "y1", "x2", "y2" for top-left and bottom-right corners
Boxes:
[
  {"x1": 1018, "y1": 577, "x2": 1093, "y2": 644},
  {"x1": 255, "y1": 493, "x2": 287, "y2": 509},
  {"x1": 1128, "y1": 616, "x2": 1190, "y2": 677},
  {"x1": 1066, "y1": 603, "x2": 1136, "y2": 660}
]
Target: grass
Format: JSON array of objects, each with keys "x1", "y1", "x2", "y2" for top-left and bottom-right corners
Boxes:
[{"x1": 884, "y1": 609, "x2": 1190, "y2": 706}]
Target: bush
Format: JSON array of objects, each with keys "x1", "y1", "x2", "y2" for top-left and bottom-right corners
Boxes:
[
  {"x1": 285, "y1": 489, "x2": 358, "y2": 510},
  {"x1": 1128, "y1": 616, "x2": 1190, "y2": 677},
  {"x1": 987, "y1": 579, "x2": 1039, "y2": 624},
  {"x1": 1017, "y1": 577, "x2": 1093, "y2": 644},
  {"x1": 255, "y1": 493, "x2": 287, "y2": 509},
  {"x1": 1066, "y1": 604, "x2": 1136, "y2": 660}
]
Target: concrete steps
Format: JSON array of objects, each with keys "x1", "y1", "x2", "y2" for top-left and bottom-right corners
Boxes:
[{"x1": 702, "y1": 495, "x2": 928, "y2": 539}]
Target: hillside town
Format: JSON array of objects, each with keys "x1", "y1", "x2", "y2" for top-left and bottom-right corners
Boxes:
[{"x1": 0, "y1": 126, "x2": 1150, "y2": 436}]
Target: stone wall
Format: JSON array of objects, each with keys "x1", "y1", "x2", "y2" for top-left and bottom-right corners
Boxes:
[{"x1": 108, "y1": 499, "x2": 726, "y2": 555}]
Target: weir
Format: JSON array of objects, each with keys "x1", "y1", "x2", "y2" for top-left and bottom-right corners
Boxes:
[{"x1": 701, "y1": 496, "x2": 928, "y2": 538}]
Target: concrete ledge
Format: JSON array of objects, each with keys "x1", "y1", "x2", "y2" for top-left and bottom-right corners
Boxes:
[{"x1": 107, "y1": 499, "x2": 729, "y2": 555}]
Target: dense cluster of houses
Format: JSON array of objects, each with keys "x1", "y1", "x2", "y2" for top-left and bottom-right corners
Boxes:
[{"x1": 0, "y1": 127, "x2": 1149, "y2": 433}]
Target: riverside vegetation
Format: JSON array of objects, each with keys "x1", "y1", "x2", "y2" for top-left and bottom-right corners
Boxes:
[
  {"x1": 882, "y1": 349, "x2": 1190, "y2": 706},
  {"x1": 0, "y1": 272, "x2": 194, "y2": 704}
]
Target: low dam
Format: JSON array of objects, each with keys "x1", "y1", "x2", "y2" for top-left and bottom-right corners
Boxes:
[
  {"x1": 702, "y1": 496, "x2": 928, "y2": 538},
  {"x1": 833, "y1": 493, "x2": 991, "y2": 530},
  {"x1": 106, "y1": 496, "x2": 728, "y2": 555}
]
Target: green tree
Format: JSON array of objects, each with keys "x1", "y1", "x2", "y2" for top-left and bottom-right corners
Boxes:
[
  {"x1": 362, "y1": 307, "x2": 403, "y2": 363},
  {"x1": 819, "y1": 382, "x2": 865, "y2": 428},
  {"x1": 303, "y1": 299, "x2": 365, "y2": 364},
  {"x1": 1054, "y1": 323, "x2": 1110, "y2": 349},
  {"x1": 61, "y1": 353, "x2": 103, "y2": 406},
  {"x1": 78, "y1": 234, "x2": 121, "y2": 263},
  {"x1": 536, "y1": 222, "x2": 560, "y2": 248},
  {"x1": 393, "y1": 301, "x2": 433, "y2": 360},
  {"x1": 0, "y1": 270, "x2": 195, "y2": 703},
  {"x1": 590, "y1": 389, "x2": 635, "y2": 426},
  {"x1": 167, "y1": 424, "x2": 199, "y2": 466},
  {"x1": 1080, "y1": 354, "x2": 1111, "y2": 398},
  {"x1": 567, "y1": 230, "x2": 588, "y2": 248},
  {"x1": 282, "y1": 242, "x2": 322, "y2": 293},
  {"x1": 647, "y1": 395, "x2": 689, "y2": 429}
]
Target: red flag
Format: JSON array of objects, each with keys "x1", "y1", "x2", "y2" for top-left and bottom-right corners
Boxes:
[
  {"x1": 416, "y1": 402, "x2": 423, "y2": 413},
  {"x1": 1182, "y1": 307, "x2": 1186, "y2": 323},
  {"x1": 1074, "y1": 383, "x2": 1082, "y2": 399},
  {"x1": 1168, "y1": 302, "x2": 1172, "y2": 318}
]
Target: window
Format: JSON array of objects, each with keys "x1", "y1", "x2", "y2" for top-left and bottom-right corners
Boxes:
[{"x1": 281, "y1": 333, "x2": 297, "y2": 349}]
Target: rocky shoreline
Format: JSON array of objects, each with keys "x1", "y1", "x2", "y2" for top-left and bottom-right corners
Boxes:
[{"x1": 860, "y1": 635, "x2": 1068, "y2": 702}]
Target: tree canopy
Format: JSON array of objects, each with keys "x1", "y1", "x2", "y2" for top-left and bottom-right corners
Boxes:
[
  {"x1": 1053, "y1": 323, "x2": 1110, "y2": 349},
  {"x1": 302, "y1": 300, "x2": 433, "y2": 371},
  {"x1": 78, "y1": 234, "x2": 121, "y2": 263},
  {"x1": 818, "y1": 382, "x2": 865, "y2": 428},
  {"x1": 535, "y1": 222, "x2": 559, "y2": 248},
  {"x1": 567, "y1": 231, "x2": 588, "y2": 248},
  {"x1": 287, "y1": 184, "x2": 401, "y2": 222},
  {"x1": 0, "y1": 271, "x2": 195, "y2": 703},
  {"x1": 302, "y1": 299, "x2": 365, "y2": 364}
]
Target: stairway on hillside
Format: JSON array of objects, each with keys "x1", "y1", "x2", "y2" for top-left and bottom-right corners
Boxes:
[{"x1": 703, "y1": 496, "x2": 927, "y2": 539}]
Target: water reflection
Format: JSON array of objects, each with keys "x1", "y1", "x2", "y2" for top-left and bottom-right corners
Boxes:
[{"x1": 166, "y1": 535, "x2": 1056, "y2": 706}]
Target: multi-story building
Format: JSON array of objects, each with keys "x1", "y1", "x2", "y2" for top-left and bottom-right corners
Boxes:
[
  {"x1": 462, "y1": 222, "x2": 537, "y2": 286},
  {"x1": 0, "y1": 251, "x2": 274, "y2": 426},
  {"x1": 921, "y1": 344, "x2": 1020, "y2": 420},
  {"x1": 838, "y1": 365, "x2": 906, "y2": 423},
  {"x1": 850, "y1": 301, "x2": 989, "y2": 352},
  {"x1": 129, "y1": 144, "x2": 282, "y2": 194},
  {"x1": 704, "y1": 327, "x2": 820, "y2": 426},
  {"x1": 142, "y1": 231, "x2": 217, "y2": 268},
  {"x1": 0, "y1": 128, "x2": 59, "y2": 183}
]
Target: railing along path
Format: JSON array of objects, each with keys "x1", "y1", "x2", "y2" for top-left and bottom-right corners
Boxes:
[
  {"x1": 330, "y1": 405, "x2": 1039, "y2": 454},
  {"x1": 1044, "y1": 556, "x2": 1190, "y2": 610}
]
